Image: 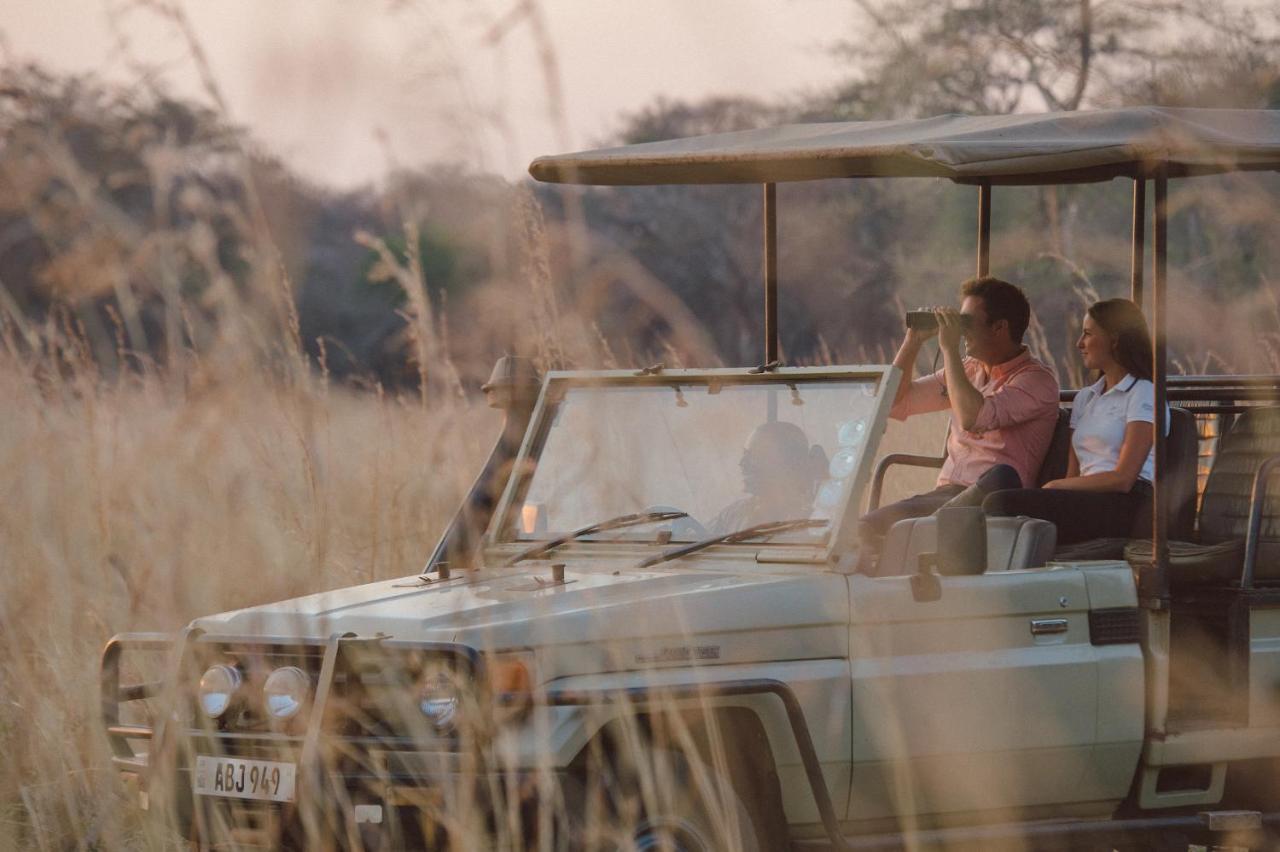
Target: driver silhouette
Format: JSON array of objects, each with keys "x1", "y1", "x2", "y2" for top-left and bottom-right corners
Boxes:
[{"x1": 709, "y1": 421, "x2": 827, "y2": 535}]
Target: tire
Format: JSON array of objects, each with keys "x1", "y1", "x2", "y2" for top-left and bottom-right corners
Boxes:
[{"x1": 571, "y1": 746, "x2": 761, "y2": 852}]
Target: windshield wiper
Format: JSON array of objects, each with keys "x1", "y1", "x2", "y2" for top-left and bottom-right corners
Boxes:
[
  {"x1": 506, "y1": 510, "x2": 689, "y2": 566},
  {"x1": 637, "y1": 518, "x2": 829, "y2": 569}
]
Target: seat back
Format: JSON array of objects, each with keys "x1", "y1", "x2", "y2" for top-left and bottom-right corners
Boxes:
[
  {"x1": 1198, "y1": 407, "x2": 1280, "y2": 578},
  {"x1": 877, "y1": 515, "x2": 1058, "y2": 576},
  {"x1": 1034, "y1": 408, "x2": 1072, "y2": 487},
  {"x1": 1128, "y1": 407, "x2": 1200, "y2": 540}
]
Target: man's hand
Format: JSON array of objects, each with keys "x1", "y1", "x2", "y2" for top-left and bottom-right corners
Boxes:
[
  {"x1": 905, "y1": 312, "x2": 939, "y2": 346},
  {"x1": 935, "y1": 307, "x2": 966, "y2": 352},
  {"x1": 890, "y1": 310, "x2": 938, "y2": 410}
]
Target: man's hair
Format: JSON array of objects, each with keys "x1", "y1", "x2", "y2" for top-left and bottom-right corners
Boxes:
[{"x1": 960, "y1": 276, "x2": 1031, "y2": 344}]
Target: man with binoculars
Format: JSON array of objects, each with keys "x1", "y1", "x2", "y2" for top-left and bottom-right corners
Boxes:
[{"x1": 858, "y1": 276, "x2": 1060, "y2": 565}]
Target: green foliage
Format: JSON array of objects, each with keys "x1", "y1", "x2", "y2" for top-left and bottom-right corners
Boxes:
[
  {"x1": 0, "y1": 63, "x2": 253, "y2": 367},
  {"x1": 359, "y1": 223, "x2": 486, "y2": 305},
  {"x1": 617, "y1": 96, "x2": 784, "y2": 144}
]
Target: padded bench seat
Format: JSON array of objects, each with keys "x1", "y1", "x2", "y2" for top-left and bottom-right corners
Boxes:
[
  {"x1": 874, "y1": 514, "x2": 1057, "y2": 576},
  {"x1": 1050, "y1": 407, "x2": 1280, "y2": 590},
  {"x1": 1124, "y1": 538, "x2": 1247, "y2": 587}
]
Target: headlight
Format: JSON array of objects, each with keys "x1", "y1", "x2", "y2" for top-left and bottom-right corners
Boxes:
[
  {"x1": 198, "y1": 664, "x2": 242, "y2": 718},
  {"x1": 263, "y1": 666, "x2": 310, "y2": 720},
  {"x1": 417, "y1": 668, "x2": 461, "y2": 733}
]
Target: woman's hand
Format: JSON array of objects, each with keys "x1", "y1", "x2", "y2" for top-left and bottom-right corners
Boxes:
[{"x1": 1043, "y1": 478, "x2": 1067, "y2": 490}]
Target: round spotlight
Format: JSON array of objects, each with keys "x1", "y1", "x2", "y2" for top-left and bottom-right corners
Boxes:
[
  {"x1": 198, "y1": 664, "x2": 242, "y2": 719},
  {"x1": 263, "y1": 666, "x2": 311, "y2": 721}
]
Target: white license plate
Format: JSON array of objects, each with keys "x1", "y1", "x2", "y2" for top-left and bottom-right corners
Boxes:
[{"x1": 193, "y1": 755, "x2": 297, "y2": 803}]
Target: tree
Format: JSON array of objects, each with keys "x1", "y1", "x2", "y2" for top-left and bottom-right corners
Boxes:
[
  {"x1": 833, "y1": 0, "x2": 1280, "y2": 119},
  {"x1": 0, "y1": 62, "x2": 259, "y2": 370}
]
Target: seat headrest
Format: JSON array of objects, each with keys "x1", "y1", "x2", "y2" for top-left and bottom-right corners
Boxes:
[{"x1": 1200, "y1": 407, "x2": 1280, "y2": 547}]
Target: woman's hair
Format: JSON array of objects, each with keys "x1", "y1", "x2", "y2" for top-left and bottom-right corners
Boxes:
[{"x1": 1086, "y1": 298, "x2": 1153, "y2": 381}]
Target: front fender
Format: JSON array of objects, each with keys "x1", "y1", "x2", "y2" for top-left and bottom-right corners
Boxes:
[{"x1": 499, "y1": 659, "x2": 851, "y2": 830}]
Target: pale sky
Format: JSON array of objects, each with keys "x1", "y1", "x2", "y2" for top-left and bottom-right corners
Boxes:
[{"x1": 2, "y1": 0, "x2": 855, "y2": 187}]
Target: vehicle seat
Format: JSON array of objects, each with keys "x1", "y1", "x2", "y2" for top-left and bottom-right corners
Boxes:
[
  {"x1": 1132, "y1": 406, "x2": 1201, "y2": 541},
  {"x1": 1034, "y1": 408, "x2": 1073, "y2": 486},
  {"x1": 1124, "y1": 406, "x2": 1280, "y2": 588},
  {"x1": 875, "y1": 515, "x2": 1057, "y2": 576},
  {"x1": 868, "y1": 408, "x2": 1069, "y2": 513},
  {"x1": 1050, "y1": 406, "x2": 1200, "y2": 562}
]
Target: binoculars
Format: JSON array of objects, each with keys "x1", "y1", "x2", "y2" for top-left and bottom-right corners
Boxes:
[{"x1": 905, "y1": 310, "x2": 973, "y2": 332}]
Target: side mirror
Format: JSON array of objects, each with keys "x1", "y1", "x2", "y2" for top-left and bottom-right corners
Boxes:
[{"x1": 910, "y1": 507, "x2": 987, "y2": 602}]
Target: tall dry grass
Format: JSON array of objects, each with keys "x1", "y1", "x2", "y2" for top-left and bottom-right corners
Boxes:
[
  {"x1": 3, "y1": 8, "x2": 1275, "y2": 847},
  {"x1": 0, "y1": 295, "x2": 498, "y2": 851}
]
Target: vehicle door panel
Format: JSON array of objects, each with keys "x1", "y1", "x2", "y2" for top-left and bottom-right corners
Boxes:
[{"x1": 846, "y1": 568, "x2": 1101, "y2": 822}]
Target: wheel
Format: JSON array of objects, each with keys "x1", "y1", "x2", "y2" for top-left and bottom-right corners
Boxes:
[{"x1": 571, "y1": 746, "x2": 760, "y2": 852}]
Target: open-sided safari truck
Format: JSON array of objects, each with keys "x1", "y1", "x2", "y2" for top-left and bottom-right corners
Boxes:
[{"x1": 103, "y1": 109, "x2": 1280, "y2": 850}]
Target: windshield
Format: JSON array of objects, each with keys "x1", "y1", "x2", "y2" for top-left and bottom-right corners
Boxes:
[{"x1": 501, "y1": 375, "x2": 883, "y2": 545}]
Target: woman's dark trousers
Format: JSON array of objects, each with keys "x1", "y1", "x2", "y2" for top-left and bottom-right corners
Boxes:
[{"x1": 983, "y1": 482, "x2": 1152, "y2": 545}]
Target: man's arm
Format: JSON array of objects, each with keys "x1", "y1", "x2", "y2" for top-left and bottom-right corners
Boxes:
[
  {"x1": 936, "y1": 309, "x2": 985, "y2": 431},
  {"x1": 888, "y1": 325, "x2": 950, "y2": 421},
  {"x1": 966, "y1": 365, "x2": 1060, "y2": 433},
  {"x1": 891, "y1": 327, "x2": 933, "y2": 407}
]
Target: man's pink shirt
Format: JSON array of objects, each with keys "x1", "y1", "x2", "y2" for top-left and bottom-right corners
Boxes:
[{"x1": 890, "y1": 349, "x2": 1060, "y2": 489}]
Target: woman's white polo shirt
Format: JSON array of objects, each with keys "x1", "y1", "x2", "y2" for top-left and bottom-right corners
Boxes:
[{"x1": 1070, "y1": 374, "x2": 1166, "y2": 484}]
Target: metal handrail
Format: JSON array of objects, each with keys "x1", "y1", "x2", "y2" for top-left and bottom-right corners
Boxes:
[
  {"x1": 1241, "y1": 455, "x2": 1280, "y2": 590},
  {"x1": 1165, "y1": 374, "x2": 1280, "y2": 387},
  {"x1": 1060, "y1": 387, "x2": 1280, "y2": 403},
  {"x1": 868, "y1": 453, "x2": 945, "y2": 511}
]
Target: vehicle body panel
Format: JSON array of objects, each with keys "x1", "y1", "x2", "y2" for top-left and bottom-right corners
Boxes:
[{"x1": 847, "y1": 567, "x2": 1144, "y2": 822}]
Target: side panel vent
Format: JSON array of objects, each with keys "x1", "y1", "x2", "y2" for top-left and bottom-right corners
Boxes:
[{"x1": 1089, "y1": 607, "x2": 1141, "y2": 645}]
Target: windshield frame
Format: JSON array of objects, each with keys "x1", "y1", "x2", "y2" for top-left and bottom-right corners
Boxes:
[{"x1": 484, "y1": 365, "x2": 901, "y2": 563}]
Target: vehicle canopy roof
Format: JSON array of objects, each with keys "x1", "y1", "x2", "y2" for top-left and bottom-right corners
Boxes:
[
  {"x1": 528, "y1": 106, "x2": 1280, "y2": 600},
  {"x1": 529, "y1": 107, "x2": 1280, "y2": 186}
]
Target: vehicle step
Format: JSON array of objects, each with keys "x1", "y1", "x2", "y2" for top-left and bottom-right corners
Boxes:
[
  {"x1": 791, "y1": 809, "x2": 1277, "y2": 851},
  {"x1": 1199, "y1": 810, "x2": 1262, "y2": 832}
]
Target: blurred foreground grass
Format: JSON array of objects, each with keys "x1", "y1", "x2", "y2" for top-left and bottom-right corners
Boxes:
[
  {"x1": 0, "y1": 351, "x2": 498, "y2": 848},
  {"x1": 0, "y1": 336, "x2": 948, "y2": 848}
]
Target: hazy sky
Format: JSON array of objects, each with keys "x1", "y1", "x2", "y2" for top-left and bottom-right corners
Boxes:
[{"x1": 3, "y1": 0, "x2": 854, "y2": 187}]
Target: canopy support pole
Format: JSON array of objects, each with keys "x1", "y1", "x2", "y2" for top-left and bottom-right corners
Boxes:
[
  {"x1": 977, "y1": 182, "x2": 992, "y2": 277},
  {"x1": 1146, "y1": 169, "x2": 1170, "y2": 605},
  {"x1": 764, "y1": 182, "x2": 778, "y2": 364},
  {"x1": 1131, "y1": 178, "x2": 1146, "y2": 304}
]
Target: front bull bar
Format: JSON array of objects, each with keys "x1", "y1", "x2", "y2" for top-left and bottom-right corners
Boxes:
[{"x1": 103, "y1": 636, "x2": 844, "y2": 849}]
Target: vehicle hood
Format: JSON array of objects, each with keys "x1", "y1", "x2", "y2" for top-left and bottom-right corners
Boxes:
[{"x1": 191, "y1": 558, "x2": 849, "y2": 660}]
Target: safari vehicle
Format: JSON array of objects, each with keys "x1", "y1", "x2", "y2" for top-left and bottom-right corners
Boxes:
[{"x1": 102, "y1": 109, "x2": 1280, "y2": 850}]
